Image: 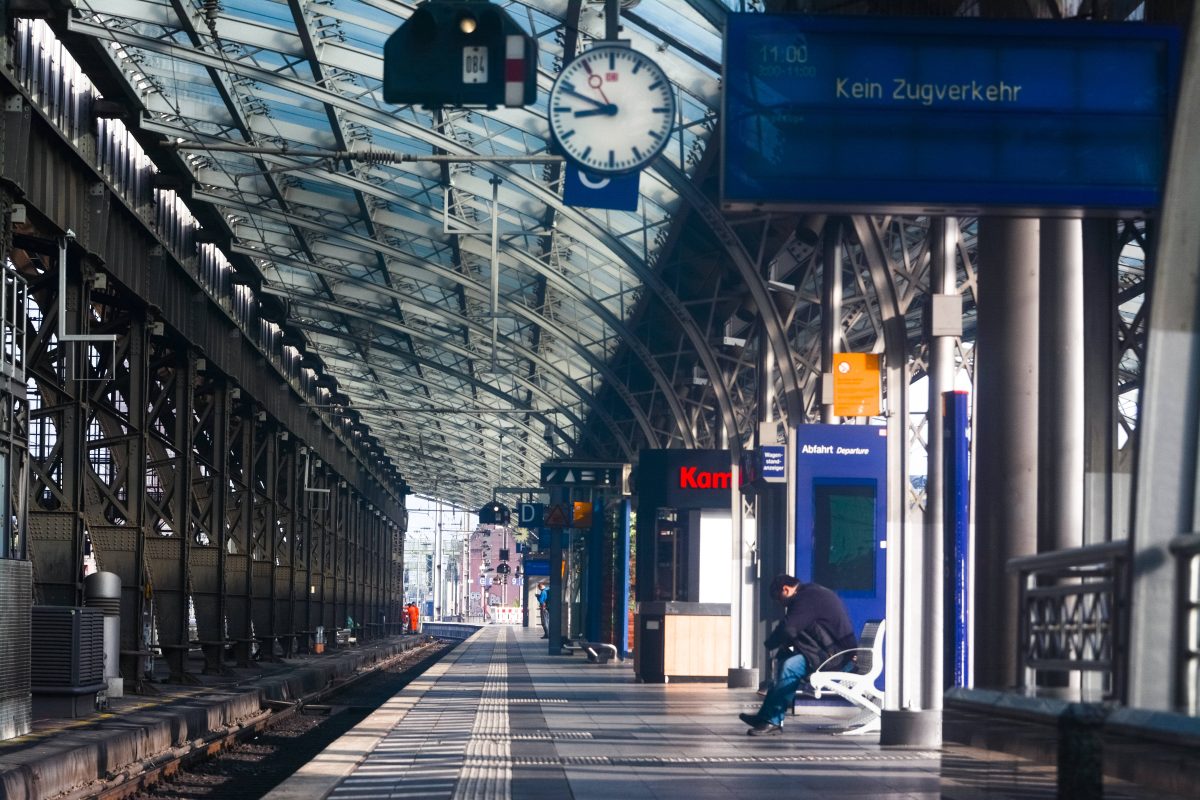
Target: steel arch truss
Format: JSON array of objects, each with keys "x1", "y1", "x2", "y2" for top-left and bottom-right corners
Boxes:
[{"x1": 18, "y1": 248, "x2": 401, "y2": 668}]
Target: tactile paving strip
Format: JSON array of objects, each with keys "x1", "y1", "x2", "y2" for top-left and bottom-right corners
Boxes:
[
  {"x1": 453, "y1": 635, "x2": 511, "y2": 800},
  {"x1": 509, "y1": 752, "x2": 941, "y2": 767},
  {"x1": 509, "y1": 731, "x2": 594, "y2": 740},
  {"x1": 505, "y1": 697, "x2": 569, "y2": 704}
]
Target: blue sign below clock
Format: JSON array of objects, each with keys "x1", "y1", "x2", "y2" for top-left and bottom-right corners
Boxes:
[{"x1": 563, "y1": 164, "x2": 639, "y2": 211}]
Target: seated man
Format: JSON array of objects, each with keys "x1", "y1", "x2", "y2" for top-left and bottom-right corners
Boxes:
[{"x1": 740, "y1": 574, "x2": 857, "y2": 736}]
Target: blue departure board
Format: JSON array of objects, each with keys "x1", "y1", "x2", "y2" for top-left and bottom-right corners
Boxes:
[{"x1": 722, "y1": 14, "x2": 1180, "y2": 216}]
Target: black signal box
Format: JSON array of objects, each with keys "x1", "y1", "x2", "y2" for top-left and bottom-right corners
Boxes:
[{"x1": 384, "y1": 1, "x2": 538, "y2": 109}]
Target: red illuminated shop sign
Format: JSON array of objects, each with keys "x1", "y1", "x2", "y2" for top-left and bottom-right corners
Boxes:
[{"x1": 679, "y1": 466, "x2": 732, "y2": 490}]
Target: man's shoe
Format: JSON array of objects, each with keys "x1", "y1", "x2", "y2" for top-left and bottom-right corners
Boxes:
[
  {"x1": 738, "y1": 712, "x2": 763, "y2": 727},
  {"x1": 747, "y1": 722, "x2": 783, "y2": 736}
]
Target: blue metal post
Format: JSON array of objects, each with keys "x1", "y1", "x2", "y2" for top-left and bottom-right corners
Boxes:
[
  {"x1": 585, "y1": 493, "x2": 604, "y2": 644},
  {"x1": 943, "y1": 390, "x2": 971, "y2": 688},
  {"x1": 616, "y1": 498, "x2": 632, "y2": 659}
]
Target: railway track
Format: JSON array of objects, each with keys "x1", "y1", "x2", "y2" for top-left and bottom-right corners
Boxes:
[{"x1": 77, "y1": 638, "x2": 455, "y2": 800}]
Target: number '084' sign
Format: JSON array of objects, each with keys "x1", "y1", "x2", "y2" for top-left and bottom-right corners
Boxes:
[{"x1": 463, "y1": 47, "x2": 487, "y2": 83}]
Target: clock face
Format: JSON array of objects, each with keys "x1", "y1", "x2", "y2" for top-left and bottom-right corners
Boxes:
[{"x1": 548, "y1": 45, "x2": 676, "y2": 175}]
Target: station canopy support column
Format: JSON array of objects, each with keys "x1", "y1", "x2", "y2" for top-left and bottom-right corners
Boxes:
[{"x1": 973, "y1": 217, "x2": 1040, "y2": 691}]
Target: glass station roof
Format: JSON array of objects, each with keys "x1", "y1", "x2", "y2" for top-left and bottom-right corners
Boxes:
[{"x1": 63, "y1": 0, "x2": 735, "y2": 508}]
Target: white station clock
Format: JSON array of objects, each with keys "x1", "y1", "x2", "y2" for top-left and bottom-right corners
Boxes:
[{"x1": 547, "y1": 44, "x2": 676, "y2": 175}]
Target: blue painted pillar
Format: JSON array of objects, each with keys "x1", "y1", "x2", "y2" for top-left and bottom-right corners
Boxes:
[
  {"x1": 585, "y1": 494, "x2": 604, "y2": 644},
  {"x1": 616, "y1": 498, "x2": 632, "y2": 659}
]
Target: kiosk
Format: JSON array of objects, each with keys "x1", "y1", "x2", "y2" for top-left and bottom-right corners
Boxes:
[{"x1": 634, "y1": 449, "x2": 733, "y2": 682}]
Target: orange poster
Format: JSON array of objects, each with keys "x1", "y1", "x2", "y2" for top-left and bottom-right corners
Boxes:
[{"x1": 832, "y1": 353, "x2": 881, "y2": 418}]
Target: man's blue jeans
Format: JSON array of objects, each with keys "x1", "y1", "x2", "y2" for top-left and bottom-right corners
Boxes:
[{"x1": 758, "y1": 651, "x2": 810, "y2": 725}]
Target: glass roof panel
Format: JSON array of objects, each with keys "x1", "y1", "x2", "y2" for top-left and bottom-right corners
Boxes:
[{"x1": 62, "y1": 0, "x2": 727, "y2": 505}]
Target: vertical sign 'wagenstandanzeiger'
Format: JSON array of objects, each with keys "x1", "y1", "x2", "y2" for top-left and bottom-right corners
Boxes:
[{"x1": 722, "y1": 15, "x2": 1180, "y2": 216}]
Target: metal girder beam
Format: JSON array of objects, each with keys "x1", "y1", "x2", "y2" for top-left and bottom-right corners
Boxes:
[
  {"x1": 174, "y1": 138, "x2": 687, "y2": 446},
  {"x1": 287, "y1": 299, "x2": 595, "y2": 436},
  {"x1": 233, "y1": 241, "x2": 659, "y2": 448},
  {"x1": 677, "y1": 0, "x2": 726, "y2": 31},
  {"x1": 655, "y1": 155, "x2": 803, "y2": 440},
  {"x1": 284, "y1": 311, "x2": 630, "y2": 467}
]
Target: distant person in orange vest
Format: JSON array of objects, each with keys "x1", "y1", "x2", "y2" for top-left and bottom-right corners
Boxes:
[{"x1": 406, "y1": 602, "x2": 420, "y2": 634}]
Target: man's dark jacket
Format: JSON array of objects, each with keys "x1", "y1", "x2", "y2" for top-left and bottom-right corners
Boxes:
[{"x1": 764, "y1": 582, "x2": 857, "y2": 668}]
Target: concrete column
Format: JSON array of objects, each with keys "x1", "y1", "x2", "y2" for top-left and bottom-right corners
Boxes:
[
  {"x1": 973, "y1": 217, "x2": 1040, "y2": 690},
  {"x1": 1038, "y1": 218, "x2": 1085, "y2": 554},
  {"x1": 1129, "y1": 5, "x2": 1200, "y2": 711}
]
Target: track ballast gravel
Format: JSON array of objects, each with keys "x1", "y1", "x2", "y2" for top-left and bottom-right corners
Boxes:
[{"x1": 130, "y1": 639, "x2": 454, "y2": 800}]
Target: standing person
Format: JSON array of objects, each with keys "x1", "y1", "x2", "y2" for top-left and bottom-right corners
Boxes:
[
  {"x1": 536, "y1": 581, "x2": 550, "y2": 638},
  {"x1": 406, "y1": 602, "x2": 420, "y2": 635},
  {"x1": 740, "y1": 574, "x2": 857, "y2": 736}
]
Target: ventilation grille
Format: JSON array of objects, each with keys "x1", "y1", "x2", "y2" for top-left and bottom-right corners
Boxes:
[
  {"x1": 31, "y1": 606, "x2": 104, "y2": 687},
  {"x1": 0, "y1": 560, "x2": 32, "y2": 739},
  {"x1": 0, "y1": 561, "x2": 32, "y2": 697}
]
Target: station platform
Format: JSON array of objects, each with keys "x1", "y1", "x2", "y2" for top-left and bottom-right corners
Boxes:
[{"x1": 263, "y1": 625, "x2": 1190, "y2": 800}]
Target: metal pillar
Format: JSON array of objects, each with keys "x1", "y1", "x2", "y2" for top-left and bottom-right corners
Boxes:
[
  {"x1": 585, "y1": 489, "x2": 603, "y2": 644},
  {"x1": 298, "y1": 451, "x2": 314, "y2": 648},
  {"x1": 252, "y1": 421, "x2": 277, "y2": 655},
  {"x1": 973, "y1": 217, "x2": 1040, "y2": 691},
  {"x1": 144, "y1": 341, "x2": 195, "y2": 677},
  {"x1": 754, "y1": 312, "x2": 787, "y2": 687},
  {"x1": 225, "y1": 408, "x2": 253, "y2": 664},
  {"x1": 25, "y1": 243, "x2": 89, "y2": 608},
  {"x1": 1038, "y1": 218, "x2": 1085, "y2": 555},
  {"x1": 548, "y1": 484, "x2": 566, "y2": 654},
  {"x1": 728, "y1": 407, "x2": 756, "y2": 687},
  {"x1": 924, "y1": 217, "x2": 958, "y2": 711},
  {"x1": 845, "y1": 216, "x2": 919, "y2": 746},
  {"x1": 821, "y1": 218, "x2": 843, "y2": 424},
  {"x1": 319, "y1": 466, "x2": 334, "y2": 633},
  {"x1": 616, "y1": 497, "x2": 632, "y2": 660},
  {"x1": 84, "y1": 308, "x2": 151, "y2": 661},
  {"x1": 190, "y1": 381, "x2": 230, "y2": 653},
  {"x1": 433, "y1": 502, "x2": 443, "y2": 621},
  {"x1": 331, "y1": 483, "x2": 344, "y2": 631},
  {"x1": 278, "y1": 440, "x2": 298, "y2": 650}
]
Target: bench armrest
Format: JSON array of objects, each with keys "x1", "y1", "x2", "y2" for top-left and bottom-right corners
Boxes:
[{"x1": 814, "y1": 646, "x2": 874, "y2": 673}]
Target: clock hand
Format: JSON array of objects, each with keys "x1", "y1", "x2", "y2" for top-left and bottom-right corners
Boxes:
[
  {"x1": 560, "y1": 87, "x2": 608, "y2": 109},
  {"x1": 585, "y1": 72, "x2": 611, "y2": 105},
  {"x1": 573, "y1": 105, "x2": 618, "y2": 118}
]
